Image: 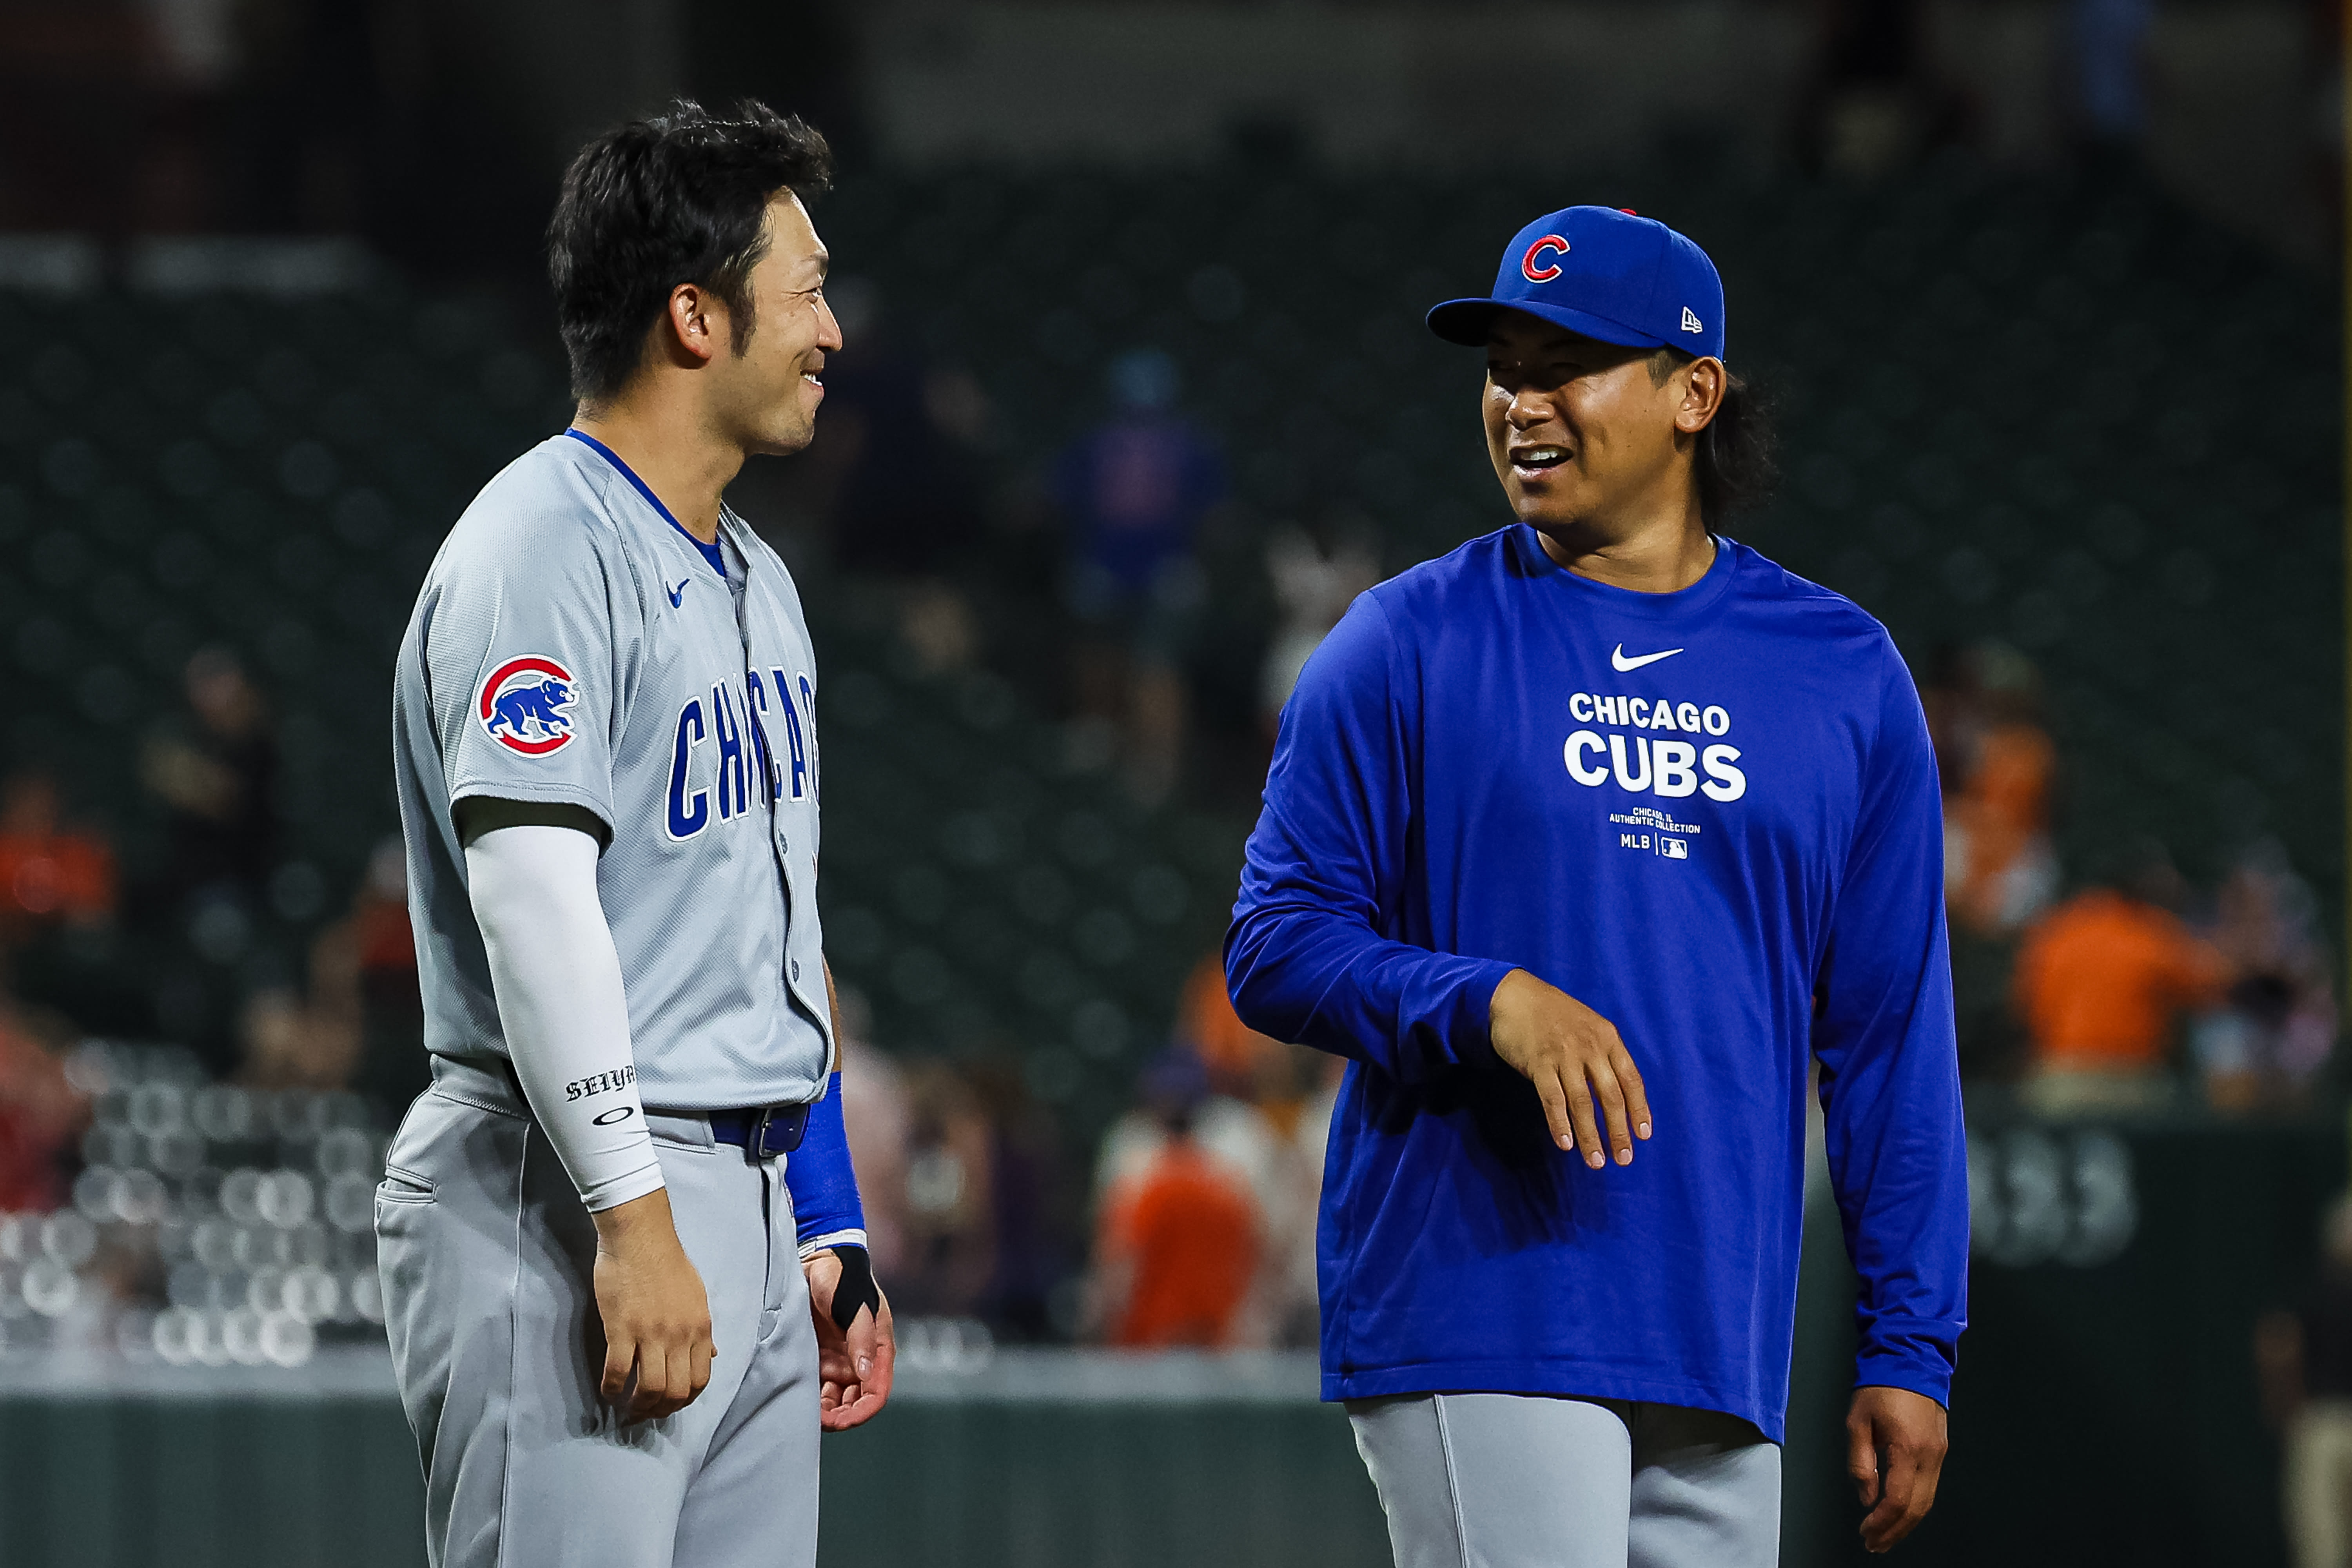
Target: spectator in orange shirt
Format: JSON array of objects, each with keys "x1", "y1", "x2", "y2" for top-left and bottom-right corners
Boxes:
[
  {"x1": 1177, "y1": 948, "x2": 1281, "y2": 1096},
  {"x1": 0, "y1": 997, "x2": 87, "y2": 1211},
  {"x1": 1927, "y1": 642, "x2": 2059, "y2": 937},
  {"x1": 1172, "y1": 949, "x2": 1330, "y2": 1343},
  {"x1": 1947, "y1": 718, "x2": 2058, "y2": 935},
  {"x1": 1090, "y1": 1051, "x2": 1259, "y2": 1348},
  {"x1": 2013, "y1": 843, "x2": 2229, "y2": 1114},
  {"x1": 0, "y1": 770, "x2": 116, "y2": 940}
]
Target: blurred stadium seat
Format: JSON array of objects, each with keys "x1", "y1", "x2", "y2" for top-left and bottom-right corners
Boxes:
[{"x1": 0, "y1": 154, "x2": 2334, "y2": 1153}]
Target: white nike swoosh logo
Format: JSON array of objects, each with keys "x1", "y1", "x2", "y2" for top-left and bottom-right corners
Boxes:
[{"x1": 1611, "y1": 644, "x2": 1684, "y2": 672}]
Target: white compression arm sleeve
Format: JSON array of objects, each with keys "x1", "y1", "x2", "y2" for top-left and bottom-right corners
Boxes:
[{"x1": 463, "y1": 823, "x2": 665, "y2": 1212}]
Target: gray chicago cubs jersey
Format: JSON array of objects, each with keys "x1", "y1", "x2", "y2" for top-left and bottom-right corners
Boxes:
[{"x1": 392, "y1": 432, "x2": 831, "y2": 1109}]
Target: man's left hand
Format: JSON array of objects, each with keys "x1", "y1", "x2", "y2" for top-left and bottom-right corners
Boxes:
[
  {"x1": 1847, "y1": 1385, "x2": 1947, "y2": 1552},
  {"x1": 804, "y1": 1249, "x2": 895, "y2": 1431}
]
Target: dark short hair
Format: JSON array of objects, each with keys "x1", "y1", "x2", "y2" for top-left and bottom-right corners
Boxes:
[
  {"x1": 548, "y1": 99, "x2": 833, "y2": 404},
  {"x1": 1652, "y1": 349, "x2": 1779, "y2": 528}
]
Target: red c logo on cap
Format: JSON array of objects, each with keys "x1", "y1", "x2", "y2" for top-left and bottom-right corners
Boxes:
[{"x1": 1521, "y1": 235, "x2": 1571, "y2": 283}]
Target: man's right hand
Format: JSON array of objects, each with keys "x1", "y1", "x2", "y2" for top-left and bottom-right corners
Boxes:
[
  {"x1": 590, "y1": 1188, "x2": 715, "y2": 1421},
  {"x1": 1487, "y1": 968, "x2": 1653, "y2": 1169}
]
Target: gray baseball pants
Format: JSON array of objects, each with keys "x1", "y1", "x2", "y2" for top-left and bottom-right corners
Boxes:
[
  {"x1": 1347, "y1": 1392, "x2": 1781, "y2": 1568},
  {"x1": 375, "y1": 1057, "x2": 820, "y2": 1568}
]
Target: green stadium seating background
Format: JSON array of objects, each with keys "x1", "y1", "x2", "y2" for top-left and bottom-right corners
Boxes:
[{"x1": 0, "y1": 156, "x2": 2336, "y2": 1152}]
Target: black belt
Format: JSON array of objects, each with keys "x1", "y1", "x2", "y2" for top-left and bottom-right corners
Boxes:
[{"x1": 708, "y1": 1102, "x2": 811, "y2": 1160}]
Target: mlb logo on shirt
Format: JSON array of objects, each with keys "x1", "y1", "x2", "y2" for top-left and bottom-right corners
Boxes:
[
  {"x1": 479, "y1": 655, "x2": 579, "y2": 756},
  {"x1": 1659, "y1": 836, "x2": 1690, "y2": 860}
]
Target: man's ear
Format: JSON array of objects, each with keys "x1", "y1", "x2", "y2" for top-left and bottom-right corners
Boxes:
[
  {"x1": 664, "y1": 283, "x2": 724, "y2": 366},
  {"x1": 1675, "y1": 357, "x2": 1727, "y2": 434}
]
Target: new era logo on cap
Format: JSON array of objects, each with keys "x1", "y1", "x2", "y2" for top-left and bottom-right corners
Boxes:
[{"x1": 1426, "y1": 205, "x2": 1728, "y2": 363}]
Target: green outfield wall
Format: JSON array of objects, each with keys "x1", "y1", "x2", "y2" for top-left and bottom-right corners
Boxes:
[{"x1": 0, "y1": 1115, "x2": 2337, "y2": 1568}]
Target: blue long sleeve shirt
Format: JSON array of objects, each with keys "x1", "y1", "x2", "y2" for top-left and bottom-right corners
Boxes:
[{"x1": 1225, "y1": 527, "x2": 1967, "y2": 1440}]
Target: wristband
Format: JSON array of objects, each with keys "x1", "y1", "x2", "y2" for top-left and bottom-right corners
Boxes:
[{"x1": 786, "y1": 1071, "x2": 866, "y2": 1256}]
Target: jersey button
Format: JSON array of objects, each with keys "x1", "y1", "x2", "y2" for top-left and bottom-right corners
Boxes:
[{"x1": 790, "y1": 960, "x2": 802, "y2": 981}]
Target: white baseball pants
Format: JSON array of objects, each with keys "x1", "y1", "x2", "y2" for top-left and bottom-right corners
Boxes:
[
  {"x1": 1347, "y1": 1391, "x2": 1781, "y2": 1568},
  {"x1": 375, "y1": 1056, "x2": 821, "y2": 1568}
]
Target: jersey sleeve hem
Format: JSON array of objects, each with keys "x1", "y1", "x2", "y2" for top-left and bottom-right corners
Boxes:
[
  {"x1": 1853, "y1": 1320, "x2": 1960, "y2": 1408},
  {"x1": 448, "y1": 779, "x2": 617, "y2": 842},
  {"x1": 1852, "y1": 1355, "x2": 1954, "y2": 1409},
  {"x1": 1442, "y1": 956, "x2": 1519, "y2": 1071}
]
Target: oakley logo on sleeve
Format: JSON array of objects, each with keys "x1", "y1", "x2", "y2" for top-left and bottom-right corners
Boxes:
[{"x1": 479, "y1": 656, "x2": 579, "y2": 756}]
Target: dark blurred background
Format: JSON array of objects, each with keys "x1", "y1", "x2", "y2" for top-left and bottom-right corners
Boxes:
[{"x1": 0, "y1": 2, "x2": 2342, "y2": 1565}]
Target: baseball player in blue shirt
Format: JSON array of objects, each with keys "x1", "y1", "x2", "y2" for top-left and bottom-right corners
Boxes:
[
  {"x1": 1227, "y1": 207, "x2": 1967, "y2": 1562},
  {"x1": 377, "y1": 102, "x2": 889, "y2": 1568}
]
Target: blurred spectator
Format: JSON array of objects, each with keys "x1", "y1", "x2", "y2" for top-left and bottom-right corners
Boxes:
[
  {"x1": 1097, "y1": 1047, "x2": 1287, "y2": 1241},
  {"x1": 2012, "y1": 843, "x2": 2229, "y2": 1115},
  {"x1": 1165, "y1": 957, "x2": 1325, "y2": 1341},
  {"x1": 0, "y1": 769, "x2": 116, "y2": 940},
  {"x1": 1056, "y1": 348, "x2": 1224, "y2": 805},
  {"x1": 2308, "y1": 0, "x2": 2344, "y2": 257},
  {"x1": 893, "y1": 1059, "x2": 1001, "y2": 1318},
  {"x1": 1089, "y1": 1050, "x2": 1259, "y2": 1348},
  {"x1": 964, "y1": 1057, "x2": 1071, "y2": 1341},
  {"x1": 336, "y1": 838, "x2": 428, "y2": 1110},
  {"x1": 1259, "y1": 516, "x2": 1381, "y2": 736},
  {"x1": 818, "y1": 279, "x2": 995, "y2": 673},
  {"x1": 1928, "y1": 641, "x2": 2059, "y2": 938},
  {"x1": 815, "y1": 1038, "x2": 1068, "y2": 1339},
  {"x1": 1274, "y1": 1051, "x2": 1347, "y2": 1347},
  {"x1": 2068, "y1": 0, "x2": 2153, "y2": 154},
  {"x1": 1176, "y1": 950, "x2": 1281, "y2": 1099},
  {"x1": 838, "y1": 1018, "x2": 913, "y2": 1283},
  {"x1": 139, "y1": 647, "x2": 279, "y2": 917},
  {"x1": 2192, "y1": 843, "x2": 2337, "y2": 1114},
  {"x1": 0, "y1": 998, "x2": 88, "y2": 1212},
  {"x1": 1797, "y1": 0, "x2": 1967, "y2": 180},
  {"x1": 237, "y1": 984, "x2": 355, "y2": 1090},
  {"x1": 215, "y1": 0, "x2": 385, "y2": 234},
  {"x1": 234, "y1": 843, "x2": 424, "y2": 1094},
  {"x1": 2256, "y1": 1193, "x2": 2352, "y2": 1568}
]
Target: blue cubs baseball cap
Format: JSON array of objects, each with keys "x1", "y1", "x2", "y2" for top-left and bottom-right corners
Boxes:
[{"x1": 1427, "y1": 205, "x2": 1727, "y2": 362}]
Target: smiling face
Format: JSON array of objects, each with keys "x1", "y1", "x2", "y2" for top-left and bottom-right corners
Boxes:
[
  {"x1": 1482, "y1": 310, "x2": 1720, "y2": 542},
  {"x1": 707, "y1": 192, "x2": 842, "y2": 456}
]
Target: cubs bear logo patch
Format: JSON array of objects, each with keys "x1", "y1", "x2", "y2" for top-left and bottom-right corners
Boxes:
[{"x1": 479, "y1": 655, "x2": 579, "y2": 756}]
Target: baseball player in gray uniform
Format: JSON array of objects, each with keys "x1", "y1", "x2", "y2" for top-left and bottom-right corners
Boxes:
[{"x1": 376, "y1": 101, "x2": 890, "y2": 1568}]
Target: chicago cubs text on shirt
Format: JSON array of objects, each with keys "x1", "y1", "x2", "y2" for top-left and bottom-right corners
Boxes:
[
  {"x1": 667, "y1": 667, "x2": 818, "y2": 840},
  {"x1": 1561, "y1": 688, "x2": 1746, "y2": 802}
]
